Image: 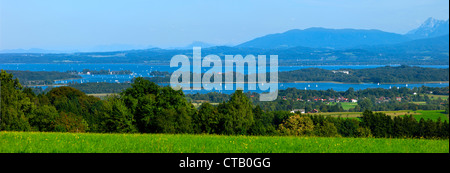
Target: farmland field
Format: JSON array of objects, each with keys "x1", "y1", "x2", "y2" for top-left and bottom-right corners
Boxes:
[
  {"x1": 409, "y1": 101, "x2": 427, "y2": 105},
  {"x1": 328, "y1": 102, "x2": 358, "y2": 110},
  {"x1": 315, "y1": 110, "x2": 449, "y2": 121},
  {"x1": 0, "y1": 132, "x2": 448, "y2": 153},
  {"x1": 411, "y1": 110, "x2": 449, "y2": 121},
  {"x1": 427, "y1": 94, "x2": 449, "y2": 100}
]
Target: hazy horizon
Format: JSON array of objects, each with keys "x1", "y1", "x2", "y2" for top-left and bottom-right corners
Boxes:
[{"x1": 0, "y1": 0, "x2": 449, "y2": 51}]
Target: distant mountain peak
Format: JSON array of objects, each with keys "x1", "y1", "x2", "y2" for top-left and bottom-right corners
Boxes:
[
  {"x1": 237, "y1": 27, "x2": 410, "y2": 49},
  {"x1": 424, "y1": 17, "x2": 444, "y2": 26},
  {"x1": 406, "y1": 17, "x2": 449, "y2": 39},
  {"x1": 166, "y1": 41, "x2": 216, "y2": 50},
  {"x1": 187, "y1": 41, "x2": 215, "y2": 48}
]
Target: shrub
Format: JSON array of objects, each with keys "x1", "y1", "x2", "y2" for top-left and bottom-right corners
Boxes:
[{"x1": 278, "y1": 115, "x2": 314, "y2": 136}]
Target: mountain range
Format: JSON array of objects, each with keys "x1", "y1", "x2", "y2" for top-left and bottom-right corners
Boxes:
[
  {"x1": 237, "y1": 27, "x2": 410, "y2": 49},
  {"x1": 2, "y1": 17, "x2": 448, "y2": 53},
  {"x1": 0, "y1": 17, "x2": 448, "y2": 65},
  {"x1": 237, "y1": 17, "x2": 449, "y2": 50}
]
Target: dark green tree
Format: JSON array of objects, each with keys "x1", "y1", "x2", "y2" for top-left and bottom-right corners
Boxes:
[
  {"x1": 193, "y1": 102, "x2": 221, "y2": 134},
  {"x1": 315, "y1": 120, "x2": 339, "y2": 137},
  {"x1": 1, "y1": 70, "x2": 33, "y2": 131},
  {"x1": 123, "y1": 78, "x2": 194, "y2": 133},
  {"x1": 155, "y1": 86, "x2": 194, "y2": 133},
  {"x1": 358, "y1": 98, "x2": 373, "y2": 111},
  {"x1": 100, "y1": 95, "x2": 137, "y2": 133},
  {"x1": 46, "y1": 86, "x2": 102, "y2": 132},
  {"x1": 29, "y1": 105, "x2": 59, "y2": 131},
  {"x1": 134, "y1": 94, "x2": 157, "y2": 133},
  {"x1": 337, "y1": 118, "x2": 360, "y2": 137},
  {"x1": 249, "y1": 105, "x2": 276, "y2": 135},
  {"x1": 218, "y1": 90, "x2": 254, "y2": 135}
]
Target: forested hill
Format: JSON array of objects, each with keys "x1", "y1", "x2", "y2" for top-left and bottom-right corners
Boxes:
[
  {"x1": 277, "y1": 65, "x2": 449, "y2": 83},
  {"x1": 4, "y1": 70, "x2": 81, "y2": 85}
]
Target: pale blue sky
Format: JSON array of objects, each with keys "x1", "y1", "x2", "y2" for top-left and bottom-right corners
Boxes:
[{"x1": 0, "y1": 0, "x2": 448, "y2": 51}]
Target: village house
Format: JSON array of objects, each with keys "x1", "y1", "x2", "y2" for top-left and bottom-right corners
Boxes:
[
  {"x1": 336, "y1": 97, "x2": 349, "y2": 102},
  {"x1": 376, "y1": 97, "x2": 390, "y2": 103}
]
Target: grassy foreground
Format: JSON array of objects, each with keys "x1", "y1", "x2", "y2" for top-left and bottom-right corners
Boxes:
[{"x1": 0, "y1": 131, "x2": 448, "y2": 153}]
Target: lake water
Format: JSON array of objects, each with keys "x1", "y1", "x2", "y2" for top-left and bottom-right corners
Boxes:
[
  {"x1": 174, "y1": 82, "x2": 449, "y2": 95},
  {"x1": 1, "y1": 63, "x2": 448, "y2": 93}
]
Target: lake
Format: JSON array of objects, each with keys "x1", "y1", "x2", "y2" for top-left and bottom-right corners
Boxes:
[
  {"x1": 175, "y1": 82, "x2": 449, "y2": 95},
  {"x1": 1, "y1": 63, "x2": 448, "y2": 93}
]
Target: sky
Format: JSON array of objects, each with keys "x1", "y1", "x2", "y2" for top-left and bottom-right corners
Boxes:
[{"x1": 0, "y1": 0, "x2": 448, "y2": 51}]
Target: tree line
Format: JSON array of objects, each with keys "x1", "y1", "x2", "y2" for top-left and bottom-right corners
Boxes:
[
  {"x1": 61, "y1": 82, "x2": 450, "y2": 113},
  {"x1": 277, "y1": 65, "x2": 449, "y2": 83},
  {"x1": 1, "y1": 70, "x2": 448, "y2": 139},
  {"x1": 5, "y1": 70, "x2": 81, "y2": 85},
  {"x1": 135, "y1": 66, "x2": 449, "y2": 84}
]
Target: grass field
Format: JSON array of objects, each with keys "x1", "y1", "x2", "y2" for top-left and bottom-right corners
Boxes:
[
  {"x1": 0, "y1": 132, "x2": 448, "y2": 153},
  {"x1": 317, "y1": 110, "x2": 420, "y2": 118},
  {"x1": 410, "y1": 110, "x2": 449, "y2": 121},
  {"x1": 427, "y1": 94, "x2": 449, "y2": 100},
  {"x1": 315, "y1": 110, "x2": 449, "y2": 122},
  {"x1": 409, "y1": 101, "x2": 427, "y2": 105},
  {"x1": 328, "y1": 102, "x2": 357, "y2": 110}
]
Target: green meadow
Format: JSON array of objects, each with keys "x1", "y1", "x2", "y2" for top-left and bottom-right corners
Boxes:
[
  {"x1": 315, "y1": 110, "x2": 448, "y2": 122},
  {"x1": 1, "y1": 132, "x2": 448, "y2": 153},
  {"x1": 328, "y1": 102, "x2": 358, "y2": 110},
  {"x1": 411, "y1": 110, "x2": 449, "y2": 121},
  {"x1": 427, "y1": 94, "x2": 449, "y2": 100}
]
